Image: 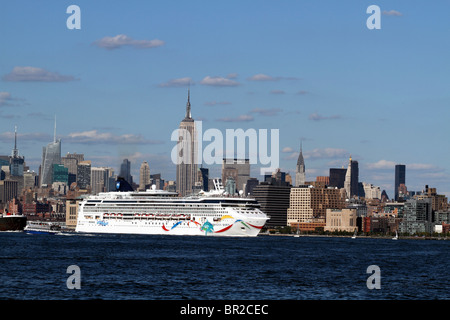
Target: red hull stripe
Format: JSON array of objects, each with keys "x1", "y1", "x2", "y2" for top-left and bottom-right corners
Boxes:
[
  {"x1": 248, "y1": 223, "x2": 263, "y2": 229},
  {"x1": 215, "y1": 224, "x2": 233, "y2": 233}
]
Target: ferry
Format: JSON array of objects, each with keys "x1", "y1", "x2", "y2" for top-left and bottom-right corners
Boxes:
[
  {"x1": 24, "y1": 221, "x2": 62, "y2": 235},
  {"x1": 76, "y1": 180, "x2": 268, "y2": 237}
]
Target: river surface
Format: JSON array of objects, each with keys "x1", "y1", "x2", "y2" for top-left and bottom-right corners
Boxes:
[{"x1": 0, "y1": 232, "x2": 449, "y2": 300}]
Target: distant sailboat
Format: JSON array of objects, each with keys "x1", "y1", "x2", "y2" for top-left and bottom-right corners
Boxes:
[
  {"x1": 294, "y1": 222, "x2": 300, "y2": 237},
  {"x1": 351, "y1": 229, "x2": 357, "y2": 239},
  {"x1": 392, "y1": 230, "x2": 398, "y2": 240}
]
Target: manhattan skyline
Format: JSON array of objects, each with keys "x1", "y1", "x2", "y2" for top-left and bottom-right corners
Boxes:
[{"x1": 1, "y1": 1, "x2": 450, "y2": 198}]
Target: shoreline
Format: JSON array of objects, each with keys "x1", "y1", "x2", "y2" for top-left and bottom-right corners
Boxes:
[{"x1": 259, "y1": 233, "x2": 449, "y2": 240}]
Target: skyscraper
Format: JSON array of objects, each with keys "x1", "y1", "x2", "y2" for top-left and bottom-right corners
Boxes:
[
  {"x1": 119, "y1": 158, "x2": 133, "y2": 185},
  {"x1": 295, "y1": 142, "x2": 305, "y2": 186},
  {"x1": 10, "y1": 126, "x2": 24, "y2": 177},
  {"x1": 76, "y1": 161, "x2": 91, "y2": 189},
  {"x1": 222, "y1": 158, "x2": 250, "y2": 193},
  {"x1": 176, "y1": 90, "x2": 198, "y2": 196},
  {"x1": 395, "y1": 164, "x2": 406, "y2": 201},
  {"x1": 344, "y1": 156, "x2": 359, "y2": 198},
  {"x1": 139, "y1": 161, "x2": 151, "y2": 191},
  {"x1": 329, "y1": 168, "x2": 347, "y2": 189},
  {"x1": 40, "y1": 118, "x2": 61, "y2": 187},
  {"x1": 91, "y1": 167, "x2": 114, "y2": 195}
]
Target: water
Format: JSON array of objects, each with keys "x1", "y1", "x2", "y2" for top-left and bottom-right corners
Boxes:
[{"x1": 0, "y1": 232, "x2": 449, "y2": 300}]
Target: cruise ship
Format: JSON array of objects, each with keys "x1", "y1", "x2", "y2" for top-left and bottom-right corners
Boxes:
[{"x1": 75, "y1": 180, "x2": 268, "y2": 237}]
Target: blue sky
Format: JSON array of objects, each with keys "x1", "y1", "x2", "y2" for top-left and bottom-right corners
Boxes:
[{"x1": 1, "y1": 1, "x2": 450, "y2": 198}]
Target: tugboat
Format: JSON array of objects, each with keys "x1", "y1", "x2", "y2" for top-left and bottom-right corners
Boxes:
[{"x1": 0, "y1": 212, "x2": 27, "y2": 231}]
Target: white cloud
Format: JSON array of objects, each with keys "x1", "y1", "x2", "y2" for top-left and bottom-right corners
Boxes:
[
  {"x1": 382, "y1": 10, "x2": 402, "y2": 16},
  {"x1": 282, "y1": 147, "x2": 293, "y2": 153},
  {"x1": 367, "y1": 160, "x2": 440, "y2": 171},
  {"x1": 93, "y1": 34, "x2": 164, "y2": 50},
  {"x1": 408, "y1": 163, "x2": 439, "y2": 171},
  {"x1": 0, "y1": 131, "x2": 51, "y2": 143},
  {"x1": 0, "y1": 92, "x2": 12, "y2": 106},
  {"x1": 247, "y1": 73, "x2": 299, "y2": 81},
  {"x1": 3, "y1": 66, "x2": 76, "y2": 82},
  {"x1": 366, "y1": 160, "x2": 397, "y2": 170},
  {"x1": 309, "y1": 113, "x2": 342, "y2": 121},
  {"x1": 217, "y1": 114, "x2": 254, "y2": 122},
  {"x1": 158, "y1": 77, "x2": 193, "y2": 88},
  {"x1": 250, "y1": 107, "x2": 283, "y2": 116},
  {"x1": 65, "y1": 130, "x2": 163, "y2": 145},
  {"x1": 200, "y1": 76, "x2": 240, "y2": 87},
  {"x1": 305, "y1": 148, "x2": 348, "y2": 160},
  {"x1": 204, "y1": 101, "x2": 232, "y2": 106},
  {"x1": 248, "y1": 73, "x2": 276, "y2": 81}
]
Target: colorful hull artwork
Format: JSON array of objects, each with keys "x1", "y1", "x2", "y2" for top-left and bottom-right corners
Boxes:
[{"x1": 161, "y1": 216, "x2": 264, "y2": 236}]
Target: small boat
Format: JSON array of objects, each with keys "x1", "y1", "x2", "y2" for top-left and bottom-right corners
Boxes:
[
  {"x1": 24, "y1": 221, "x2": 62, "y2": 235},
  {"x1": 294, "y1": 223, "x2": 300, "y2": 237},
  {"x1": 351, "y1": 229, "x2": 357, "y2": 239},
  {"x1": 392, "y1": 230, "x2": 398, "y2": 240}
]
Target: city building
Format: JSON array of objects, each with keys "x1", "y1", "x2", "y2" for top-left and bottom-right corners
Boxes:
[
  {"x1": 119, "y1": 158, "x2": 133, "y2": 186},
  {"x1": 399, "y1": 198, "x2": 433, "y2": 234},
  {"x1": 264, "y1": 168, "x2": 291, "y2": 187},
  {"x1": 395, "y1": 164, "x2": 406, "y2": 201},
  {"x1": 62, "y1": 153, "x2": 82, "y2": 176},
  {"x1": 91, "y1": 167, "x2": 114, "y2": 195},
  {"x1": 225, "y1": 177, "x2": 237, "y2": 196},
  {"x1": 363, "y1": 216, "x2": 401, "y2": 234},
  {"x1": 150, "y1": 173, "x2": 164, "y2": 190},
  {"x1": 76, "y1": 160, "x2": 91, "y2": 189},
  {"x1": 316, "y1": 176, "x2": 329, "y2": 186},
  {"x1": 139, "y1": 161, "x2": 151, "y2": 191},
  {"x1": 23, "y1": 170, "x2": 37, "y2": 190},
  {"x1": 295, "y1": 142, "x2": 305, "y2": 186},
  {"x1": 176, "y1": 90, "x2": 198, "y2": 196},
  {"x1": 362, "y1": 182, "x2": 381, "y2": 199},
  {"x1": 10, "y1": 126, "x2": 24, "y2": 177},
  {"x1": 287, "y1": 185, "x2": 346, "y2": 231},
  {"x1": 415, "y1": 185, "x2": 448, "y2": 212},
  {"x1": 344, "y1": 156, "x2": 359, "y2": 198},
  {"x1": 383, "y1": 202, "x2": 405, "y2": 218},
  {"x1": 199, "y1": 167, "x2": 209, "y2": 192},
  {"x1": 53, "y1": 164, "x2": 68, "y2": 184},
  {"x1": 222, "y1": 158, "x2": 250, "y2": 193},
  {"x1": 40, "y1": 119, "x2": 61, "y2": 187},
  {"x1": 324, "y1": 208, "x2": 357, "y2": 232},
  {"x1": 65, "y1": 198, "x2": 82, "y2": 229},
  {"x1": 329, "y1": 168, "x2": 346, "y2": 189},
  {"x1": 252, "y1": 183, "x2": 291, "y2": 228},
  {"x1": 0, "y1": 180, "x2": 18, "y2": 210}
]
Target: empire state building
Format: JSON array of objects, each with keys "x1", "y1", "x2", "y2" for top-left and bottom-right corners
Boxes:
[{"x1": 176, "y1": 90, "x2": 198, "y2": 196}]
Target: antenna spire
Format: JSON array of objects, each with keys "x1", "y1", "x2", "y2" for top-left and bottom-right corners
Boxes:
[
  {"x1": 14, "y1": 125, "x2": 17, "y2": 150},
  {"x1": 12, "y1": 125, "x2": 18, "y2": 157},
  {"x1": 185, "y1": 87, "x2": 191, "y2": 119},
  {"x1": 54, "y1": 115, "x2": 57, "y2": 142}
]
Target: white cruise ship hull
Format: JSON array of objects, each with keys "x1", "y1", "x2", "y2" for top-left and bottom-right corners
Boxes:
[
  {"x1": 76, "y1": 216, "x2": 266, "y2": 237},
  {"x1": 75, "y1": 189, "x2": 268, "y2": 237}
]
